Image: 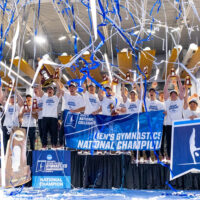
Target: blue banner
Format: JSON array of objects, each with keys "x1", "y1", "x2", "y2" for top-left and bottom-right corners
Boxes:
[
  {"x1": 32, "y1": 150, "x2": 71, "y2": 188},
  {"x1": 64, "y1": 110, "x2": 164, "y2": 151},
  {"x1": 171, "y1": 119, "x2": 200, "y2": 180}
]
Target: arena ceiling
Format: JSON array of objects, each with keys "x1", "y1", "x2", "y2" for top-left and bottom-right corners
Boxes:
[{"x1": 1, "y1": 0, "x2": 200, "y2": 90}]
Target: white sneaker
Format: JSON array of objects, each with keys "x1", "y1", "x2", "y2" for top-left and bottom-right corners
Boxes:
[{"x1": 139, "y1": 157, "x2": 144, "y2": 164}]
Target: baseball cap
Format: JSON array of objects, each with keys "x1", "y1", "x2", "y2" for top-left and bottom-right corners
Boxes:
[
  {"x1": 170, "y1": 90, "x2": 178, "y2": 95},
  {"x1": 47, "y1": 85, "x2": 54, "y2": 90},
  {"x1": 189, "y1": 98, "x2": 198, "y2": 105},
  {"x1": 130, "y1": 90, "x2": 137, "y2": 94},
  {"x1": 149, "y1": 88, "x2": 156, "y2": 92},
  {"x1": 88, "y1": 82, "x2": 96, "y2": 87},
  {"x1": 104, "y1": 85, "x2": 112, "y2": 90},
  {"x1": 69, "y1": 81, "x2": 77, "y2": 87},
  {"x1": 32, "y1": 83, "x2": 39, "y2": 88}
]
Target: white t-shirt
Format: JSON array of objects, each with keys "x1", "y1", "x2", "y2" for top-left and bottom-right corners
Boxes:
[
  {"x1": 83, "y1": 91, "x2": 101, "y2": 115},
  {"x1": 3, "y1": 104, "x2": 20, "y2": 127},
  {"x1": 34, "y1": 95, "x2": 44, "y2": 120},
  {"x1": 125, "y1": 99, "x2": 142, "y2": 114},
  {"x1": 21, "y1": 106, "x2": 37, "y2": 127},
  {"x1": 165, "y1": 98, "x2": 184, "y2": 125},
  {"x1": 183, "y1": 108, "x2": 200, "y2": 119},
  {"x1": 42, "y1": 95, "x2": 60, "y2": 118},
  {"x1": 63, "y1": 92, "x2": 84, "y2": 111},
  {"x1": 116, "y1": 97, "x2": 126, "y2": 115},
  {"x1": 101, "y1": 96, "x2": 117, "y2": 116},
  {"x1": 146, "y1": 98, "x2": 164, "y2": 112}
]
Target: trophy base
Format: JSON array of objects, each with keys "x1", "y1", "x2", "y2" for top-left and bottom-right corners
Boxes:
[
  {"x1": 112, "y1": 82, "x2": 118, "y2": 85},
  {"x1": 42, "y1": 78, "x2": 54, "y2": 87},
  {"x1": 101, "y1": 80, "x2": 109, "y2": 85},
  {"x1": 186, "y1": 84, "x2": 192, "y2": 89},
  {"x1": 170, "y1": 76, "x2": 177, "y2": 80}
]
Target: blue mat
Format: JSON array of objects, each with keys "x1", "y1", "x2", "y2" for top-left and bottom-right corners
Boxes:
[{"x1": 3, "y1": 188, "x2": 200, "y2": 200}]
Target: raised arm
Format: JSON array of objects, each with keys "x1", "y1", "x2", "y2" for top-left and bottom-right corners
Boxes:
[
  {"x1": 183, "y1": 86, "x2": 188, "y2": 110},
  {"x1": 121, "y1": 83, "x2": 127, "y2": 103},
  {"x1": 55, "y1": 80, "x2": 63, "y2": 98},
  {"x1": 164, "y1": 75, "x2": 171, "y2": 101},
  {"x1": 16, "y1": 90, "x2": 24, "y2": 107},
  {"x1": 98, "y1": 88, "x2": 104, "y2": 101},
  {"x1": 177, "y1": 75, "x2": 184, "y2": 100}
]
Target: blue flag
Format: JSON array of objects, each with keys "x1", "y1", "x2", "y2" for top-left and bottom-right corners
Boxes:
[
  {"x1": 64, "y1": 110, "x2": 164, "y2": 151},
  {"x1": 171, "y1": 119, "x2": 200, "y2": 180}
]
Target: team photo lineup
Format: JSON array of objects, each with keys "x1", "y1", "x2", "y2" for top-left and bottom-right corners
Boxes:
[{"x1": 1, "y1": 68, "x2": 198, "y2": 164}]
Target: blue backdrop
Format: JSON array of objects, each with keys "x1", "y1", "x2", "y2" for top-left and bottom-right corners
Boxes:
[{"x1": 64, "y1": 110, "x2": 164, "y2": 151}]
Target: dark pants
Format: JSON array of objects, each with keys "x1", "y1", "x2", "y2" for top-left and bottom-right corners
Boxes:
[
  {"x1": 2, "y1": 126, "x2": 10, "y2": 154},
  {"x1": 59, "y1": 122, "x2": 65, "y2": 146},
  {"x1": 38, "y1": 119, "x2": 43, "y2": 143},
  {"x1": 160, "y1": 125, "x2": 166, "y2": 157},
  {"x1": 165, "y1": 125, "x2": 172, "y2": 157},
  {"x1": 22, "y1": 127, "x2": 36, "y2": 150},
  {"x1": 42, "y1": 117, "x2": 58, "y2": 147}
]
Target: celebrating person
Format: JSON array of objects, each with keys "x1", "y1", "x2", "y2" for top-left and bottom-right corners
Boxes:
[
  {"x1": 163, "y1": 75, "x2": 185, "y2": 160},
  {"x1": 19, "y1": 95, "x2": 38, "y2": 150},
  {"x1": 82, "y1": 79, "x2": 101, "y2": 115},
  {"x1": 0, "y1": 86, "x2": 23, "y2": 153},
  {"x1": 40, "y1": 82, "x2": 62, "y2": 149}
]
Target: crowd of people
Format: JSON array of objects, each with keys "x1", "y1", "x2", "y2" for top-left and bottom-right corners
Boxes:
[{"x1": 0, "y1": 74, "x2": 199, "y2": 164}]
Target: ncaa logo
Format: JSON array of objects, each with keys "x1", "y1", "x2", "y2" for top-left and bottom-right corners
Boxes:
[{"x1": 47, "y1": 154, "x2": 52, "y2": 160}]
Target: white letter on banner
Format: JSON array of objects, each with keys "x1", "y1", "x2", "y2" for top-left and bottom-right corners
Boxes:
[
  {"x1": 117, "y1": 141, "x2": 122, "y2": 150},
  {"x1": 77, "y1": 140, "x2": 84, "y2": 148}
]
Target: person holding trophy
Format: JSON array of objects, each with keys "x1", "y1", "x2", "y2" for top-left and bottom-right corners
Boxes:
[{"x1": 163, "y1": 73, "x2": 185, "y2": 161}]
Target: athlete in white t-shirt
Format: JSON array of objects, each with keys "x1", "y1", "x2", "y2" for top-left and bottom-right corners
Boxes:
[
  {"x1": 122, "y1": 83, "x2": 142, "y2": 114},
  {"x1": 19, "y1": 94, "x2": 38, "y2": 150},
  {"x1": 0, "y1": 86, "x2": 24, "y2": 153},
  {"x1": 82, "y1": 80, "x2": 101, "y2": 115},
  {"x1": 164, "y1": 75, "x2": 185, "y2": 159},
  {"x1": 32, "y1": 83, "x2": 44, "y2": 147},
  {"x1": 57, "y1": 81, "x2": 85, "y2": 147},
  {"x1": 98, "y1": 85, "x2": 118, "y2": 116},
  {"x1": 146, "y1": 88, "x2": 164, "y2": 112},
  {"x1": 39, "y1": 81, "x2": 62, "y2": 149},
  {"x1": 183, "y1": 87, "x2": 200, "y2": 120}
]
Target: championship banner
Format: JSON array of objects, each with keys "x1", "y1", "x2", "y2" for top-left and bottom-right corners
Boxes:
[
  {"x1": 171, "y1": 119, "x2": 200, "y2": 180},
  {"x1": 32, "y1": 150, "x2": 71, "y2": 188},
  {"x1": 64, "y1": 110, "x2": 164, "y2": 151}
]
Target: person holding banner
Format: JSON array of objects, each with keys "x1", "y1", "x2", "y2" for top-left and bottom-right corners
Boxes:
[
  {"x1": 19, "y1": 95, "x2": 38, "y2": 150},
  {"x1": 57, "y1": 81, "x2": 85, "y2": 148},
  {"x1": 82, "y1": 79, "x2": 102, "y2": 115},
  {"x1": 144, "y1": 87, "x2": 165, "y2": 162},
  {"x1": 98, "y1": 85, "x2": 118, "y2": 116},
  {"x1": 40, "y1": 83, "x2": 62, "y2": 149},
  {"x1": 121, "y1": 82, "x2": 143, "y2": 162},
  {"x1": 0, "y1": 86, "x2": 23, "y2": 153},
  {"x1": 164, "y1": 75, "x2": 185, "y2": 161}
]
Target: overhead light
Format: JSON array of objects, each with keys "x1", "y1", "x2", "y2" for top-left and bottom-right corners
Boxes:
[
  {"x1": 72, "y1": 35, "x2": 80, "y2": 40},
  {"x1": 5, "y1": 41, "x2": 11, "y2": 48},
  {"x1": 25, "y1": 39, "x2": 31, "y2": 44},
  {"x1": 63, "y1": 74, "x2": 69, "y2": 81},
  {"x1": 34, "y1": 36, "x2": 46, "y2": 44},
  {"x1": 58, "y1": 36, "x2": 66, "y2": 41},
  {"x1": 83, "y1": 50, "x2": 90, "y2": 55},
  {"x1": 61, "y1": 52, "x2": 68, "y2": 56},
  {"x1": 121, "y1": 48, "x2": 128, "y2": 52},
  {"x1": 143, "y1": 47, "x2": 151, "y2": 51},
  {"x1": 147, "y1": 29, "x2": 155, "y2": 34},
  {"x1": 0, "y1": 61, "x2": 31, "y2": 86},
  {"x1": 133, "y1": 30, "x2": 139, "y2": 35}
]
